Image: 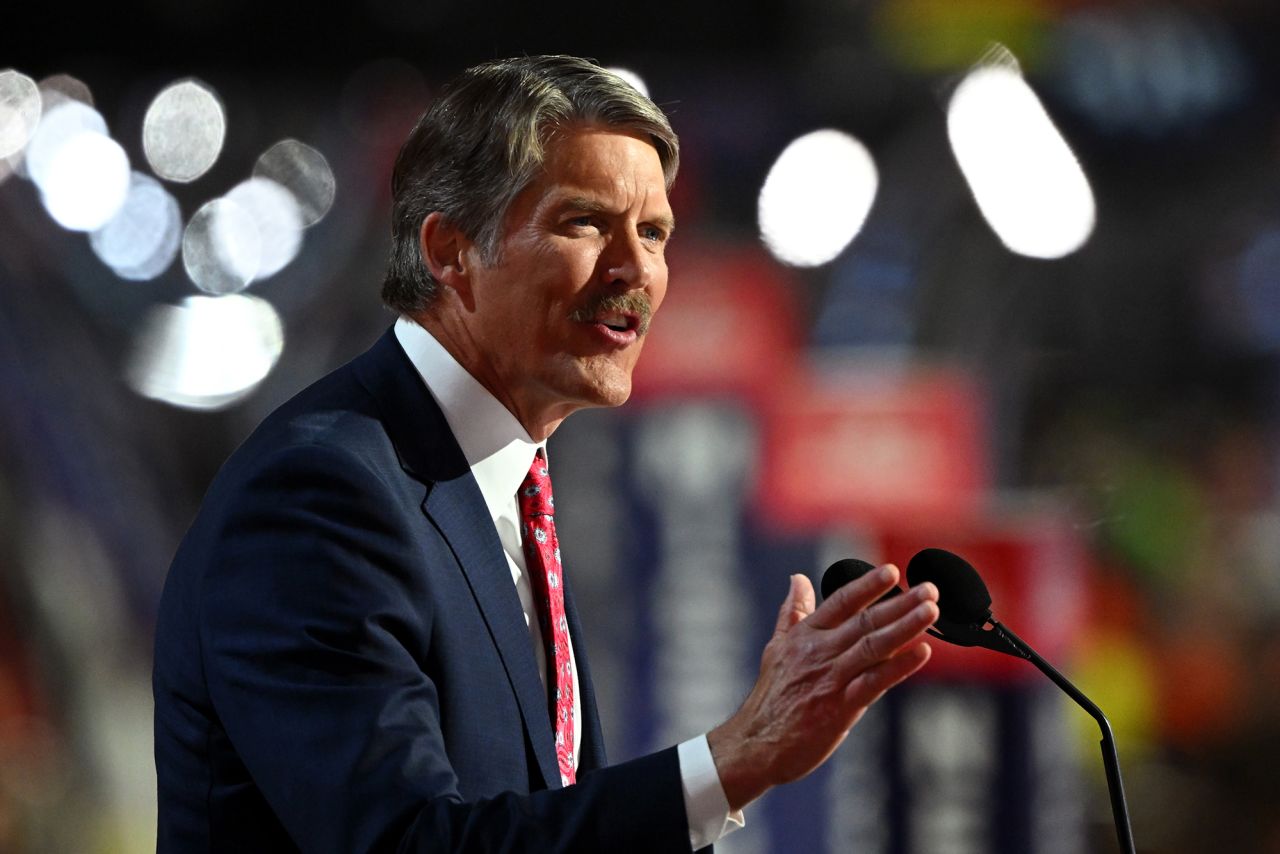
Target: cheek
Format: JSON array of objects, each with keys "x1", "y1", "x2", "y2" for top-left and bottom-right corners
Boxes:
[
  {"x1": 649, "y1": 266, "x2": 670, "y2": 313},
  {"x1": 561, "y1": 239, "x2": 608, "y2": 281}
]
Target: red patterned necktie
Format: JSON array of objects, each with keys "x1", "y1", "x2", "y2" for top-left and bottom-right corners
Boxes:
[{"x1": 518, "y1": 449, "x2": 576, "y2": 786}]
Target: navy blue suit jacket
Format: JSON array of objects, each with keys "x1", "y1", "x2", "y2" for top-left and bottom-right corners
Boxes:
[{"x1": 153, "y1": 328, "x2": 693, "y2": 852}]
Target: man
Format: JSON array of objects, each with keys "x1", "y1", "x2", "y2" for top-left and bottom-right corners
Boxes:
[{"x1": 153, "y1": 55, "x2": 940, "y2": 852}]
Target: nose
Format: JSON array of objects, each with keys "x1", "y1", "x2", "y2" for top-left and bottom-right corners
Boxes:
[{"x1": 604, "y1": 229, "x2": 654, "y2": 291}]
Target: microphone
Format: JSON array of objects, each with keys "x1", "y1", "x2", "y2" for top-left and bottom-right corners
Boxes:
[
  {"x1": 906, "y1": 548, "x2": 1137, "y2": 854},
  {"x1": 904, "y1": 547, "x2": 1008, "y2": 651},
  {"x1": 906, "y1": 547, "x2": 990, "y2": 622},
  {"x1": 820, "y1": 558, "x2": 902, "y2": 604}
]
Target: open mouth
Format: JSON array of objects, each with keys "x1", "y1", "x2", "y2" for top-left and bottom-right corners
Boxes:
[
  {"x1": 570, "y1": 293, "x2": 651, "y2": 341},
  {"x1": 596, "y1": 312, "x2": 639, "y2": 334}
]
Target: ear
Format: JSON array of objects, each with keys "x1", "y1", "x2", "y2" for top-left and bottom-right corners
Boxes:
[{"x1": 419, "y1": 212, "x2": 478, "y2": 308}]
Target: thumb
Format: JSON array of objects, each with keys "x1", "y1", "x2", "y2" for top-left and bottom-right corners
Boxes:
[{"x1": 773, "y1": 574, "x2": 816, "y2": 635}]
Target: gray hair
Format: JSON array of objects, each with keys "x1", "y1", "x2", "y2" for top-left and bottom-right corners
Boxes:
[{"x1": 382, "y1": 55, "x2": 680, "y2": 314}]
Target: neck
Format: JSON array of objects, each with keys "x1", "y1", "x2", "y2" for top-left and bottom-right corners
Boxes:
[{"x1": 406, "y1": 310, "x2": 568, "y2": 442}]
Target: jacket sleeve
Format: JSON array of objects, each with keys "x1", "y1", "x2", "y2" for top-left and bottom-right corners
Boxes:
[{"x1": 194, "y1": 440, "x2": 694, "y2": 853}]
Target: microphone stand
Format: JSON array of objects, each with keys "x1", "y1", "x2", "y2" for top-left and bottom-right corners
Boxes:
[{"x1": 987, "y1": 618, "x2": 1137, "y2": 854}]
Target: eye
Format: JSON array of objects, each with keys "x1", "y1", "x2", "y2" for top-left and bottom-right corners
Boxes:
[
  {"x1": 641, "y1": 224, "x2": 668, "y2": 243},
  {"x1": 564, "y1": 215, "x2": 599, "y2": 232}
]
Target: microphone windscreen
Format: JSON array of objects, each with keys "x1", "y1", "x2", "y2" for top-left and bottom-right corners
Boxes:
[
  {"x1": 906, "y1": 548, "x2": 992, "y2": 625},
  {"x1": 821, "y1": 558, "x2": 903, "y2": 605},
  {"x1": 821, "y1": 559, "x2": 877, "y2": 601}
]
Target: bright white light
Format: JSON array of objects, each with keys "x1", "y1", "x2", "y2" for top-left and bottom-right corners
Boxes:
[
  {"x1": 126, "y1": 294, "x2": 284, "y2": 410},
  {"x1": 91, "y1": 172, "x2": 182, "y2": 280},
  {"x1": 143, "y1": 79, "x2": 226, "y2": 183},
  {"x1": 183, "y1": 198, "x2": 261, "y2": 294},
  {"x1": 0, "y1": 70, "x2": 41, "y2": 159},
  {"x1": 606, "y1": 67, "x2": 649, "y2": 98},
  {"x1": 758, "y1": 129, "x2": 879, "y2": 267},
  {"x1": 40, "y1": 132, "x2": 130, "y2": 231},
  {"x1": 227, "y1": 177, "x2": 303, "y2": 280},
  {"x1": 947, "y1": 64, "x2": 1097, "y2": 259},
  {"x1": 25, "y1": 100, "x2": 107, "y2": 189},
  {"x1": 253, "y1": 139, "x2": 335, "y2": 226}
]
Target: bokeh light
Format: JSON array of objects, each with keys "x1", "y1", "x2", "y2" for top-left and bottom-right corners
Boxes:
[
  {"x1": 143, "y1": 80, "x2": 226, "y2": 183},
  {"x1": 24, "y1": 100, "x2": 107, "y2": 189},
  {"x1": 1232, "y1": 227, "x2": 1280, "y2": 349},
  {"x1": 947, "y1": 63, "x2": 1096, "y2": 259},
  {"x1": 38, "y1": 73, "x2": 93, "y2": 110},
  {"x1": 90, "y1": 172, "x2": 182, "y2": 281},
  {"x1": 1054, "y1": 7, "x2": 1249, "y2": 136},
  {"x1": 39, "y1": 130, "x2": 130, "y2": 232},
  {"x1": 126, "y1": 294, "x2": 285, "y2": 410},
  {"x1": 0, "y1": 70, "x2": 41, "y2": 159},
  {"x1": 4, "y1": 20, "x2": 1280, "y2": 854},
  {"x1": 253, "y1": 139, "x2": 335, "y2": 227},
  {"x1": 182, "y1": 198, "x2": 261, "y2": 294},
  {"x1": 226, "y1": 177, "x2": 303, "y2": 281},
  {"x1": 758, "y1": 129, "x2": 879, "y2": 267},
  {"x1": 605, "y1": 67, "x2": 649, "y2": 98}
]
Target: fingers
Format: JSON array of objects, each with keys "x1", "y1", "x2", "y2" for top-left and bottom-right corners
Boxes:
[
  {"x1": 826, "y1": 580, "x2": 938, "y2": 651},
  {"x1": 721, "y1": 572, "x2": 936, "y2": 797},
  {"x1": 831, "y1": 597, "x2": 938, "y2": 686},
  {"x1": 773, "y1": 574, "x2": 817, "y2": 636},
  {"x1": 844, "y1": 641, "x2": 932, "y2": 709},
  {"x1": 807, "y1": 564, "x2": 901, "y2": 630}
]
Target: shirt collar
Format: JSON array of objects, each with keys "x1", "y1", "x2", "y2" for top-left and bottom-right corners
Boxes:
[{"x1": 394, "y1": 317, "x2": 543, "y2": 520}]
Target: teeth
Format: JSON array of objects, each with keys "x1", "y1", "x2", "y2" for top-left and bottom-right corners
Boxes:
[{"x1": 599, "y1": 313, "x2": 627, "y2": 330}]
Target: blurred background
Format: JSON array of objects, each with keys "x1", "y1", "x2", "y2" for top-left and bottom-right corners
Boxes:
[{"x1": 4, "y1": 0, "x2": 1280, "y2": 851}]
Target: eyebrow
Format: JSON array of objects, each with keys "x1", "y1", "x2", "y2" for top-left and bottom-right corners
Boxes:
[{"x1": 561, "y1": 196, "x2": 676, "y2": 234}]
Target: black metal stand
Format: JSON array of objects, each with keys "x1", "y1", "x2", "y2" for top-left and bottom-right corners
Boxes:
[{"x1": 988, "y1": 619, "x2": 1137, "y2": 854}]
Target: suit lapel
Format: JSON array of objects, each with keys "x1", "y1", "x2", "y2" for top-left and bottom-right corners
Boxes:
[
  {"x1": 422, "y1": 479, "x2": 562, "y2": 789},
  {"x1": 353, "y1": 328, "x2": 562, "y2": 791}
]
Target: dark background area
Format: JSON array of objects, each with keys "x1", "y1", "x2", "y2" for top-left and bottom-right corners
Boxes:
[{"x1": 4, "y1": 1, "x2": 1280, "y2": 851}]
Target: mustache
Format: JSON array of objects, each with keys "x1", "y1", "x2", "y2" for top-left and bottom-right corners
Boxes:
[{"x1": 569, "y1": 291, "x2": 653, "y2": 335}]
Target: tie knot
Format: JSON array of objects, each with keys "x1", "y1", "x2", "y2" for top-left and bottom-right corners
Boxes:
[{"x1": 519, "y1": 451, "x2": 554, "y2": 518}]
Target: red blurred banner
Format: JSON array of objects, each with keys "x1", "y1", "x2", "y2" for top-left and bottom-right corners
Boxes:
[
  {"x1": 758, "y1": 361, "x2": 990, "y2": 530},
  {"x1": 877, "y1": 510, "x2": 1089, "y2": 682},
  {"x1": 630, "y1": 243, "x2": 801, "y2": 407}
]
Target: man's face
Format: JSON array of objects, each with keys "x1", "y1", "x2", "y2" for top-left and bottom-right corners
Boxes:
[{"x1": 456, "y1": 126, "x2": 674, "y2": 434}]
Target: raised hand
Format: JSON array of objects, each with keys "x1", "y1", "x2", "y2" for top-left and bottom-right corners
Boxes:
[{"x1": 707, "y1": 565, "x2": 939, "y2": 811}]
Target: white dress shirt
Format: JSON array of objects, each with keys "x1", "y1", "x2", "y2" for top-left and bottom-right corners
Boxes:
[{"x1": 394, "y1": 318, "x2": 742, "y2": 849}]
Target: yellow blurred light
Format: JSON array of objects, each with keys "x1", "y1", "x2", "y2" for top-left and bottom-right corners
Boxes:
[
  {"x1": 143, "y1": 79, "x2": 226, "y2": 183},
  {"x1": 1070, "y1": 630, "x2": 1158, "y2": 762},
  {"x1": 758, "y1": 129, "x2": 879, "y2": 267},
  {"x1": 947, "y1": 62, "x2": 1096, "y2": 259},
  {"x1": 874, "y1": 0, "x2": 1051, "y2": 72}
]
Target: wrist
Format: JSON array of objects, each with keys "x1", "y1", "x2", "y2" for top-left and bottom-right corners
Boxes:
[{"x1": 706, "y1": 718, "x2": 771, "y2": 813}]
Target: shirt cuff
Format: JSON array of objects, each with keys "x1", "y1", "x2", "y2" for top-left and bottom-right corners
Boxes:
[{"x1": 678, "y1": 735, "x2": 745, "y2": 851}]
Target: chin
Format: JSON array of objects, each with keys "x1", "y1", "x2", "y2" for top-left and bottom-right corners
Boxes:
[
  {"x1": 581, "y1": 374, "x2": 632, "y2": 409},
  {"x1": 560, "y1": 357, "x2": 634, "y2": 410}
]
